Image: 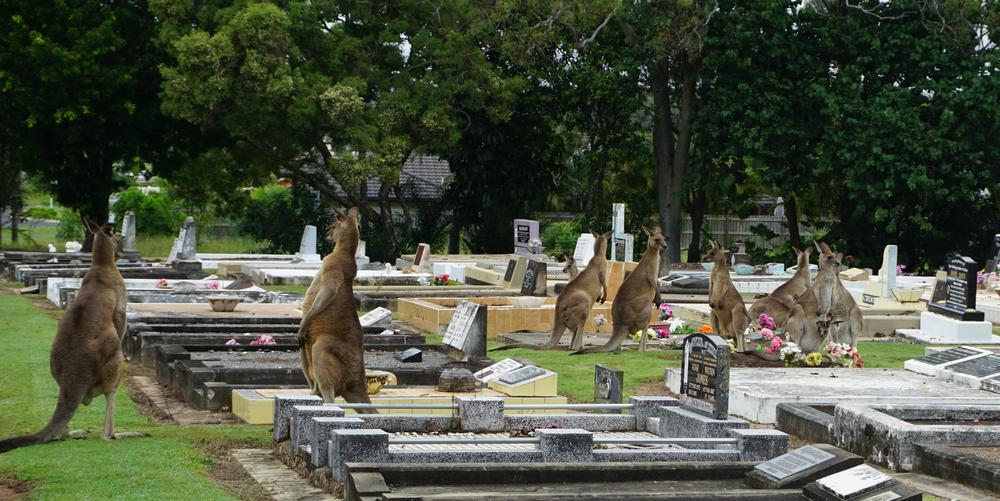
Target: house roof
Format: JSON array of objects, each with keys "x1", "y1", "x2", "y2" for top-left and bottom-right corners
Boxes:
[{"x1": 327, "y1": 155, "x2": 451, "y2": 202}]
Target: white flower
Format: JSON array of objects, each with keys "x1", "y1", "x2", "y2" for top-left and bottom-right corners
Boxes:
[
  {"x1": 417, "y1": 276, "x2": 430, "y2": 286},
  {"x1": 667, "y1": 317, "x2": 686, "y2": 332}
]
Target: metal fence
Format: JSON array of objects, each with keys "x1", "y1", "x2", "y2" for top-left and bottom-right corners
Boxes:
[{"x1": 680, "y1": 215, "x2": 811, "y2": 250}]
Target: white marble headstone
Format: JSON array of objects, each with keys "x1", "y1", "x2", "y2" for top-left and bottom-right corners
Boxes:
[
  {"x1": 877, "y1": 244, "x2": 898, "y2": 297},
  {"x1": 816, "y1": 465, "x2": 894, "y2": 498},
  {"x1": 359, "y1": 307, "x2": 392, "y2": 328},
  {"x1": 573, "y1": 233, "x2": 596, "y2": 268}
]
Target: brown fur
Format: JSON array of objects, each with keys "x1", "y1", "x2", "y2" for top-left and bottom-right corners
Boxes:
[
  {"x1": 298, "y1": 207, "x2": 373, "y2": 413},
  {"x1": 0, "y1": 220, "x2": 128, "y2": 453},
  {"x1": 704, "y1": 240, "x2": 750, "y2": 351},
  {"x1": 562, "y1": 255, "x2": 580, "y2": 280},
  {"x1": 785, "y1": 242, "x2": 861, "y2": 352},
  {"x1": 747, "y1": 247, "x2": 812, "y2": 325},
  {"x1": 493, "y1": 231, "x2": 610, "y2": 351},
  {"x1": 573, "y1": 225, "x2": 667, "y2": 354}
]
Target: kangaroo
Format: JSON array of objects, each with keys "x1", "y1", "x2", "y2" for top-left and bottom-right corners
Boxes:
[
  {"x1": 0, "y1": 220, "x2": 135, "y2": 453},
  {"x1": 573, "y1": 225, "x2": 667, "y2": 354},
  {"x1": 785, "y1": 242, "x2": 856, "y2": 352},
  {"x1": 562, "y1": 255, "x2": 580, "y2": 280},
  {"x1": 704, "y1": 240, "x2": 750, "y2": 351},
  {"x1": 814, "y1": 242, "x2": 863, "y2": 348},
  {"x1": 748, "y1": 247, "x2": 812, "y2": 326},
  {"x1": 493, "y1": 231, "x2": 610, "y2": 351},
  {"x1": 298, "y1": 207, "x2": 374, "y2": 413}
]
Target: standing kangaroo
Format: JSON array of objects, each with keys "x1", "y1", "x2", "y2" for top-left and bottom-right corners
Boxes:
[
  {"x1": 573, "y1": 225, "x2": 667, "y2": 354},
  {"x1": 748, "y1": 247, "x2": 812, "y2": 325},
  {"x1": 704, "y1": 240, "x2": 750, "y2": 351},
  {"x1": 0, "y1": 221, "x2": 134, "y2": 453},
  {"x1": 493, "y1": 231, "x2": 610, "y2": 351},
  {"x1": 814, "y1": 242, "x2": 862, "y2": 348},
  {"x1": 298, "y1": 207, "x2": 373, "y2": 412}
]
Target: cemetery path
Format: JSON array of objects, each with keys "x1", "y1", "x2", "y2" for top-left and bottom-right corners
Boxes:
[{"x1": 0, "y1": 285, "x2": 274, "y2": 500}]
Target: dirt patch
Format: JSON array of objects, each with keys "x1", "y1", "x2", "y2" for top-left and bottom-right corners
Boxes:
[
  {"x1": 201, "y1": 444, "x2": 272, "y2": 501},
  {"x1": 0, "y1": 478, "x2": 31, "y2": 501},
  {"x1": 632, "y1": 379, "x2": 677, "y2": 398}
]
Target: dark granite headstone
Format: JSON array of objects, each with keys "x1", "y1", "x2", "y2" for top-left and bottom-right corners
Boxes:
[
  {"x1": 746, "y1": 444, "x2": 863, "y2": 490},
  {"x1": 503, "y1": 259, "x2": 517, "y2": 282},
  {"x1": 680, "y1": 333, "x2": 730, "y2": 419},
  {"x1": 985, "y1": 234, "x2": 1000, "y2": 275},
  {"x1": 520, "y1": 259, "x2": 547, "y2": 296},
  {"x1": 928, "y1": 255, "x2": 984, "y2": 321},
  {"x1": 915, "y1": 346, "x2": 981, "y2": 366},
  {"x1": 947, "y1": 354, "x2": 1000, "y2": 378},
  {"x1": 394, "y1": 348, "x2": 422, "y2": 363},
  {"x1": 594, "y1": 364, "x2": 624, "y2": 408}
]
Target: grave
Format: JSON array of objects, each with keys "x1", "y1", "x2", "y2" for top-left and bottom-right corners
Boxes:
[
  {"x1": 441, "y1": 300, "x2": 488, "y2": 362},
  {"x1": 803, "y1": 464, "x2": 921, "y2": 500},
  {"x1": 120, "y1": 211, "x2": 140, "y2": 261},
  {"x1": 512, "y1": 219, "x2": 540, "y2": 256},
  {"x1": 897, "y1": 255, "x2": 1000, "y2": 344},
  {"x1": 170, "y1": 216, "x2": 202, "y2": 272},
  {"x1": 519, "y1": 258, "x2": 547, "y2": 296},
  {"x1": 573, "y1": 233, "x2": 596, "y2": 269},
  {"x1": 609, "y1": 203, "x2": 634, "y2": 262},
  {"x1": 746, "y1": 444, "x2": 863, "y2": 489},
  {"x1": 985, "y1": 233, "x2": 1000, "y2": 275},
  {"x1": 594, "y1": 364, "x2": 624, "y2": 407},
  {"x1": 913, "y1": 443, "x2": 1000, "y2": 495},
  {"x1": 295, "y1": 225, "x2": 321, "y2": 262}
]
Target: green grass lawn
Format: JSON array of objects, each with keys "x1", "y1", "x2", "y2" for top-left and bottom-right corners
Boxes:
[
  {"x1": 0, "y1": 225, "x2": 262, "y2": 259},
  {"x1": 0, "y1": 289, "x2": 269, "y2": 500}
]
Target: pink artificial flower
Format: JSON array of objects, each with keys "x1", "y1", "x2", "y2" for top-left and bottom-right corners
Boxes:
[
  {"x1": 771, "y1": 337, "x2": 782, "y2": 349},
  {"x1": 210, "y1": 281, "x2": 220, "y2": 290},
  {"x1": 761, "y1": 328, "x2": 774, "y2": 340},
  {"x1": 655, "y1": 328, "x2": 670, "y2": 339},
  {"x1": 225, "y1": 338, "x2": 238, "y2": 346},
  {"x1": 250, "y1": 334, "x2": 276, "y2": 346}
]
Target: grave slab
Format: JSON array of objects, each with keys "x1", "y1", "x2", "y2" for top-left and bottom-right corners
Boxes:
[
  {"x1": 746, "y1": 443, "x2": 863, "y2": 489},
  {"x1": 896, "y1": 311, "x2": 1000, "y2": 344},
  {"x1": 903, "y1": 345, "x2": 992, "y2": 376},
  {"x1": 666, "y1": 367, "x2": 1000, "y2": 424},
  {"x1": 803, "y1": 464, "x2": 922, "y2": 501}
]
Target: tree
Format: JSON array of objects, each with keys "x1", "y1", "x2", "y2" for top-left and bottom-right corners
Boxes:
[
  {"x1": 156, "y1": 0, "x2": 524, "y2": 256},
  {"x1": 0, "y1": 1, "x2": 188, "y2": 250}
]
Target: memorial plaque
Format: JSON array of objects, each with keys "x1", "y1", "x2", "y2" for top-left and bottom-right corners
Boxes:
[
  {"x1": 947, "y1": 353, "x2": 1000, "y2": 378},
  {"x1": 520, "y1": 259, "x2": 547, "y2": 296},
  {"x1": 513, "y1": 219, "x2": 539, "y2": 255},
  {"x1": 499, "y1": 365, "x2": 546, "y2": 385},
  {"x1": 394, "y1": 347, "x2": 422, "y2": 363},
  {"x1": 928, "y1": 255, "x2": 984, "y2": 321},
  {"x1": 359, "y1": 307, "x2": 392, "y2": 328},
  {"x1": 862, "y1": 293, "x2": 876, "y2": 305},
  {"x1": 503, "y1": 259, "x2": 517, "y2": 282},
  {"x1": 474, "y1": 358, "x2": 524, "y2": 383},
  {"x1": 915, "y1": 346, "x2": 981, "y2": 366},
  {"x1": 611, "y1": 234, "x2": 634, "y2": 262},
  {"x1": 680, "y1": 333, "x2": 730, "y2": 419},
  {"x1": 442, "y1": 301, "x2": 487, "y2": 361},
  {"x1": 755, "y1": 446, "x2": 837, "y2": 481},
  {"x1": 594, "y1": 364, "x2": 624, "y2": 408},
  {"x1": 816, "y1": 465, "x2": 895, "y2": 499}
]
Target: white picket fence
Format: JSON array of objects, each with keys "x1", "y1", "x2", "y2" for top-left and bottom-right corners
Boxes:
[{"x1": 680, "y1": 215, "x2": 811, "y2": 250}]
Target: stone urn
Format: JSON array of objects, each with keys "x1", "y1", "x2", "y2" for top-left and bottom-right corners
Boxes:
[{"x1": 207, "y1": 295, "x2": 242, "y2": 312}]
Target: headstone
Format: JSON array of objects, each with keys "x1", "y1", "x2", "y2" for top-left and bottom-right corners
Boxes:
[
  {"x1": 915, "y1": 346, "x2": 983, "y2": 366},
  {"x1": 594, "y1": 364, "x2": 624, "y2": 407},
  {"x1": 609, "y1": 203, "x2": 634, "y2": 262},
  {"x1": 502, "y1": 259, "x2": 517, "y2": 283},
  {"x1": 520, "y1": 258, "x2": 547, "y2": 296},
  {"x1": 121, "y1": 211, "x2": 140, "y2": 261},
  {"x1": 394, "y1": 347, "x2": 422, "y2": 363},
  {"x1": 927, "y1": 255, "x2": 985, "y2": 321},
  {"x1": 474, "y1": 358, "x2": 524, "y2": 383},
  {"x1": 513, "y1": 219, "x2": 539, "y2": 256},
  {"x1": 680, "y1": 333, "x2": 730, "y2": 419},
  {"x1": 442, "y1": 301, "x2": 487, "y2": 361},
  {"x1": 930, "y1": 270, "x2": 948, "y2": 304},
  {"x1": 746, "y1": 444, "x2": 864, "y2": 490},
  {"x1": 167, "y1": 225, "x2": 186, "y2": 262},
  {"x1": 611, "y1": 203, "x2": 626, "y2": 235},
  {"x1": 506, "y1": 256, "x2": 529, "y2": 290},
  {"x1": 437, "y1": 368, "x2": 478, "y2": 392},
  {"x1": 296, "y1": 225, "x2": 321, "y2": 262},
  {"x1": 177, "y1": 217, "x2": 197, "y2": 260},
  {"x1": 573, "y1": 233, "x2": 596, "y2": 268},
  {"x1": 413, "y1": 243, "x2": 431, "y2": 273},
  {"x1": 863, "y1": 245, "x2": 897, "y2": 305},
  {"x1": 812, "y1": 464, "x2": 896, "y2": 499},
  {"x1": 985, "y1": 234, "x2": 1000, "y2": 275},
  {"x1": 359, "y1": 307, "x2": 392, "y2": 328}
]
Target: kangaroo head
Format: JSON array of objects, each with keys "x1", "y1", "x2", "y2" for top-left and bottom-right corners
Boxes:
[
  {"x1": 814, "y1": 241, "x2": 842, "y2": 270},
  {"x1": 590, "y1": 230, "x2": 612, "y2": 258},
  {"x1": 702, "y1": 239, "x2": 726, "y2": 263},
  {"x1": 562, "y1": 256, "x2": 577, "y2": 274},
  {"x1": 641, "y1": 225, "x2": 667, "y2": 252},
  {"x1": 327, "y1": 207, "x2": 360, "y2": 245},
  {"x1": 84, "y1": 220, "x2": 122, "y2": 261},
  {"x1": 793, "y1": 246, "x2": 812, "y2": 267}
]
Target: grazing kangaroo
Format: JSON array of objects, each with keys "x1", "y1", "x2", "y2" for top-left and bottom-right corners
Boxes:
[
  {"x1": 562, "y1": 255, "x2": 580, "y2": 280},
  {"x1": 748, "y1": 247, "x2": 812, "y2": 325},
  {"x1": 493, "y1": 231, "x2": 610, "y2": 351},
  {"x1": 704, "y1": 240, "x2": 750, "y2": 351},
  {"x1": 0, "y1": 221, "x2": 135, "y2": 453},
  {"x1": 573, "y1": 225, "x2": 667, "y2": 354},
  {"x1": 814, "y1": 242, "x2": 862, "y2": 348},
  {"x1": 298, "y1": 207, "x2": 373, "y2": 413}
]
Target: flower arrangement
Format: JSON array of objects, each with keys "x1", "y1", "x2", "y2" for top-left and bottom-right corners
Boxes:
[
  {"x1": 250, "y1": 334, "x2": 277, "y2": 346},
  {"x1": 208, "y1": 281, "x2": 220, "y2": 290},
  {"x1": 698, "y1": 325, "x2": 713, "y2": 334},
  {"x1": 156, "y1": 278, "x2": 169, "y2": 289},
  {"x1": 417, "y1": 276, "x2": 430, "y2": 286},
  {"x1": 658, "y1": 303, "x2": 673, "y2": 322},
  {"x1": 745, "y1": 313, "x2": 786, "y2": 357},
  {"x1": 779, "y1": 342, "x2": 805, "y2": 366},
  {"x1": 631, "y1": 328, "x2": 657, "y2": 343},
  {"x1": 825, "y1": 342, "x2": 863, "y2": 368},
  {"x1": 896, "y1": 264, "x2": 906, "y2": 276},
  {"x1": 225, "y1": 338, "x2": 239, "y2": 346},
  {"x1": 978, "y1": 271, "x2": 997, "y2": 290},
  {"x1": 757, "y1": 313, "x2": 777, "y2": 330},
  {"x1": 594, "y1": 314, "x2": 608, "y2": 333},
  {"x1": 432, "y1": 273, "x2": 450, "y2": 286},
  {"x1": 804, "y1": 352, "x2": 824, "y2": 366},
  {"x1": 655, "y1": 328, "x2": 670, "y2": 339}
]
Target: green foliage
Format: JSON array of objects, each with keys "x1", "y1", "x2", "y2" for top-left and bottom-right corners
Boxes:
[
  {"x1": 236, "y1": 185, "x2": 298, "y2": 254},
  {"x1": 23, "y1": 206, "x2": 58, "y2": 220},
  {"x1": 55, "y1": 210, "x2": 83, "y2": 240},
  {"x1": 111, "y1": 188, "x2": 182, "y2": 236},
  {"x1": 541, "y1": 221, "x2": 583, "y2": 259}
]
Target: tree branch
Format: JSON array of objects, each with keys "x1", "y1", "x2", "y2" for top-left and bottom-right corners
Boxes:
[{"x1": 579, "y1": 5, "x2": 618, "y2": 50}]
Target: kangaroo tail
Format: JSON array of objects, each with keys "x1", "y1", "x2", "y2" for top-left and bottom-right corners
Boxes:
[
  {"x1": 491, "y1": 311, "x2": 566, "y2": 351},
  {"x1": 0, "y1": 388, "x2": 82, "y2": 453}
]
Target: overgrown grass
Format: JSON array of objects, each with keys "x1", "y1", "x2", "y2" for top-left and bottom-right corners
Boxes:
[
  {"x1": 0, "y1": 226, "x2": 262, "y2": 259},
  {"x1": 0, "y1": 288, "x2": 269, "y2": 500}
]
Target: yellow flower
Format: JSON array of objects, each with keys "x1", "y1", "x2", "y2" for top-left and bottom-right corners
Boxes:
[{"x1": 805, "y1": 352, "x2": 823, "y2": 367}]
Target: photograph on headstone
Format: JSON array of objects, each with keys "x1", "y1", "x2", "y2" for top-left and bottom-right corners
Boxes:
[{"x1": 594, "y1": 364, "x2": 623, "y2": 408}]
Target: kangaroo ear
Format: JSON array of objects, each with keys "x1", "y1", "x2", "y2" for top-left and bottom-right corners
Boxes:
[
  {"x1": 590, "y1": 229, "x2": 599, "y2": 237},
  {"x1": 347, "y1": 207, "x2": 359, "y2": 219},
  {"x1": 329, "y1": 204, "x2": 346, "y2": 219},
  {"x1": 820, "y1": 241, "x2": 832, "y2": 253},
  {"x1": 603, "y1": 230, "x2": 612, "y2": 240},
  {"x1": 792, "y1": 247, "x2": 802, "y2": 256},
  {"x1": 814, "y1": 241, "x2": 824, "y2": 253},
  {"x1": 641, "y1": 225, "x2": 652, "y2": 236}
]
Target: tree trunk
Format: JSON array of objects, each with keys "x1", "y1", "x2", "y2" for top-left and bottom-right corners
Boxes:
[
  {"x1": 669, "y1": 57, "x2": 698, "y2": 265},
  {"x1": 784, "y1": 195, "x2": 803, "y2": 251},
  {"x1": 448, "y1": 220, "x2": 461, "y2": 254},
  {"x1": 10, "y1": 208, "x2": 17, "y2": 244},
  {"x1": 686, "y1": 187, "x2": 707, "y2": 262},
  {"x1": 651, "y1": 57, "x2": 676, "y2": 276}
]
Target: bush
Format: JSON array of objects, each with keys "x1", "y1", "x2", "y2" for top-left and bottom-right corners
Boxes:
[
  {"x1": 55, "y1": 210, "x2": 83, "y2": 240},
  {"x1": 111, "y1": 187, "x2": 181, "y2": 235},
  {"x1": 236, "y1": 185, "x2": 300, "y2": 253},
  {"x1": 24, "y1": 207, "x2": 59, "y2": 220},
  {"x1": 541, "y1": 221, "x2": 582, "y2": 258}
]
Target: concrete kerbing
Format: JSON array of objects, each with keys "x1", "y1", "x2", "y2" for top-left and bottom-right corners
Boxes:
[
  {"x1": 457, "y1": 396, "x2": 504, "y2": 432},
  {"x1": 308, "y1": 417, "x2": 364, "y2": 467},
  {"x1": 291, "y1": 405, "x2": 346, "y2": 451},
  {"x1": 629, "y1": 396, "x2": 680, "y2": 431},
  {"x1": 657, "y1": 406, "x2": 748, "y2": 441},
  {"x1": 913, "y1": 443, "x2": 1000, "y2": 495},
  {"x1": 775, "y1": 402, "x2": 834, "y2": 444},
  {"x1": 537, "y1": 428, "x2": 593, "y2": 462},
  {"x1": 274, "y1": 395, "x2": 323, "y2": 442},
  {"x1": 232, "y1": 448, "x2": 333, "y2": 501},
  {"x1": 729, "y1": 428, "x2": 788, "y2": 461},
  {"x1": 329, "y1": 429, "x2": 390, "y2": 482}
]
